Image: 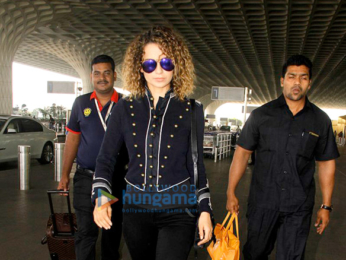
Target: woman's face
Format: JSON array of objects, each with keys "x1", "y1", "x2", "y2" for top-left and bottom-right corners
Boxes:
[{"x1": 141, "y1": 43, "x2": 174, "y2": 92}]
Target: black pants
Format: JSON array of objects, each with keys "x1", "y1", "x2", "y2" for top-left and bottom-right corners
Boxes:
[
  {"x1": 243, "y1": 206, "x2": 312, "y2": 260},
  {"x1": 123, "y1": 204, "x2": 197, "y2": 260},
  {"x1": 251, "y1": 152, "x2": 256, "y2": 165},
  {"x1": 73, "y1": 170, "x2": 123, "y2": 260}
]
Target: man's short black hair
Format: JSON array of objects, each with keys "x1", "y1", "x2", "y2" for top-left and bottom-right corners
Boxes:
[
  {"x1": 282, "y1": 55, "x2": 313, "y2": 79},
  {"x1": 91, "y1": 55, "x2": 115, "y2": 72}
]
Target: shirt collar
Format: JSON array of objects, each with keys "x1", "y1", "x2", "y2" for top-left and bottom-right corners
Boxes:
[
  {"x1": 274, "y1": 94, "x2": 311, "y2": 110},
  {"x1": 90, "y1": 89, "x2": 119, "y2": 111},
  {"x1": 90, "y1": 89, "x2": 118, "y2": 102},
  {"x1": 305, "y1": 96, "x2": 312, "y2": 109},
  {"x1": 145, "y1": 85, "x2": 174, "y2": 100},
  {"x1": 275, "y1": 94, "x2": 286, "y2": 107}
]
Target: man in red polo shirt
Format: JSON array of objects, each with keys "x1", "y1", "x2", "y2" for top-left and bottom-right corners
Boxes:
[{"x1": 58, "y1": 55, "x2": 127, "y2": 260}]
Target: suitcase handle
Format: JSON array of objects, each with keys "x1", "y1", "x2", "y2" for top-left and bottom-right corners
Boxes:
[
  {"x1": 47, "y1": 190, "x2": 75, "y2": 236},
  {"x1": 41, "y1": 235, "x2": 47, "y2": 245},
  {"x1": 47, "y1": 190, "x2": 70, "y2": 194}
]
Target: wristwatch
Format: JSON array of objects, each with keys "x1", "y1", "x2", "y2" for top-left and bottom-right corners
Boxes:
[{"x1": 320, "y1": 204, "x2": 333, "y2": 212}]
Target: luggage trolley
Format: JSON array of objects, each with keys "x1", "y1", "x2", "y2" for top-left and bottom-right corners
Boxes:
[
  {"x1": 203, "y1": 132, "x2": 232, "y2": 162},
  {"x1": 203, "y1": 132, "x2": 216, "y2": 158}
]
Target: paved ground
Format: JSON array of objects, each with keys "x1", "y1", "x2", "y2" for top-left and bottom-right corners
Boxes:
[{"x1": 0, "y1": 145, "x2": 345, "y2": 260}]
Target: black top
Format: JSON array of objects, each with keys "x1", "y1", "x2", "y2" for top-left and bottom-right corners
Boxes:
[
  {"x1": 92, "y1": 89, "x2": 212, "y2": 213},
  {"x1": 237, "y1": 95, "x2": 339, "y2": 212}
]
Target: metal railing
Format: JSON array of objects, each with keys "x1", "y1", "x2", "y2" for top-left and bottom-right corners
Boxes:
[
  {"x1": 214, "y1": 133, "x2": 232, "y2": 162},
  {"x1": 203, "y1": 132, "x2": 233, "y2": 162}
]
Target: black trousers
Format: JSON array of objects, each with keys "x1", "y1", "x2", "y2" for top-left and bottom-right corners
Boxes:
[
  {"x1": 251, "y1": 152, "x2": 256, "y2": 165},
  {"x1": 243, "y1": 206, "x2": 312, "y2": 260},
  {"x1": 122, "y1": 204, "x2": 197, "y2": 260},
  {"x1": 73, "y1": 170, "x2": 123, "y2": 260}
]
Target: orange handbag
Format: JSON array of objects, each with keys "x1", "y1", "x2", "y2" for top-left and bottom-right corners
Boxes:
[{"x1": 207, "y1": 212, "x2": 240, "y2": 260}]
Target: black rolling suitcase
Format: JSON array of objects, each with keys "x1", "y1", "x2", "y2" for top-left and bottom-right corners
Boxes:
[{"x1": 41, "y1": 190, "x2": 77, "y2": 260}]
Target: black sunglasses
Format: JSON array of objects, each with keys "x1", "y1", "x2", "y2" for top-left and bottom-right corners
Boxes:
[{"x1": 141, "y1": 58, "x2": 175, "y2": 73}]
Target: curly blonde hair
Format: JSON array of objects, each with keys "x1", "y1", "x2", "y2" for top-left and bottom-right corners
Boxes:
[{"x1": 122, "y1": 25, "x2": 195, "y2": 101}]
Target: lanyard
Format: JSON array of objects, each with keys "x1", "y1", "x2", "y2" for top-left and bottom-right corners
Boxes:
[{"x1": 94, "y1": 99, "x2": 114, "y2": 132}]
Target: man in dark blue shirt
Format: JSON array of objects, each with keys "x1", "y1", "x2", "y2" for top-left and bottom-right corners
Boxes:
[
  {"x1": 226, "y1": 55, "x2": 339, "y2": 259},
  {"x1": 58, "y1": 55, "x2": 127, "y2": 260}
]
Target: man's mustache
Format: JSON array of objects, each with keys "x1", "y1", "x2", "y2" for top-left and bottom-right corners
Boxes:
[
  {"x1": 292, "y1": 86, "x2": 302, "y2": 91},
  {"x1": 97, "y1": 81, "x2": 109, "y2": 84}
]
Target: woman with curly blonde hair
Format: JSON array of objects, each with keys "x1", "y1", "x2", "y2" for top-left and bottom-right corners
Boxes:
[
  {"x1": 92, "y1": 25, "x2": 213, "y2": 259},
  {"x1": 122, "y1": 25, "x2": 195, "y2": 101}
]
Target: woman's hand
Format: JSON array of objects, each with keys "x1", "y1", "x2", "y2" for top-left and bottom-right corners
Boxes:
[
  {"x1": 93, "y1": 198, "x2": 113, "y2": 230},
  {"x1": 197, "y1": 212, "x2": 213, "y2": 246}
]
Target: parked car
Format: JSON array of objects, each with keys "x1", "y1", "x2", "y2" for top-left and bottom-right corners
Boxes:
[{"x1": 0, "y1": 116, "x2": 56, "y2": 164}]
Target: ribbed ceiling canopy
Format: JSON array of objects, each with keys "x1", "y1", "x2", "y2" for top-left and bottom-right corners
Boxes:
[{"x1": 3, "y1": 0, "x2": 345, "y2": 109}]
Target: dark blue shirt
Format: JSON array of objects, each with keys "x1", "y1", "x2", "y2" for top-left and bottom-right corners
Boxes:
[{"x1": 67, "y1": 90, "x2": 119, "y2": 171}]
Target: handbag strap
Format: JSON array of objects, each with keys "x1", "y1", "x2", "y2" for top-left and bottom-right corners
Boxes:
[
  {"x1": 235, "y1": 214, "x2": 239, "y2": 239},
  {"x1": 190, "y1": 99, "x2": 211, "y2": 203},
  {"x1": 190, "y1": 99, "x2": 199, "y2": 195},
  {"x1": 221, "y1": 211, "x2": 232, "y2": 228},
  {"x1": 224, "y1": 213, "x2": 239, "y2": 239}
]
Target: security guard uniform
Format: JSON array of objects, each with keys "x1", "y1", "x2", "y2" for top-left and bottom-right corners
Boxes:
[{"x1": 238, "y1": 94, "x2": 339, "y2": 260}]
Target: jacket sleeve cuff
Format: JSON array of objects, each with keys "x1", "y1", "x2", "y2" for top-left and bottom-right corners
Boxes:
[
  {"x1": 199, "y1": 197, "x2": 212, "y2": 214},
  {"x1": 91, "y1": 180, "x2": 112, "y2": 206}
]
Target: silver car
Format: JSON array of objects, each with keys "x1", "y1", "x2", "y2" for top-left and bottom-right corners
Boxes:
[{"x1": 0, "y1": 116, "x2": 56, "y2": 164}]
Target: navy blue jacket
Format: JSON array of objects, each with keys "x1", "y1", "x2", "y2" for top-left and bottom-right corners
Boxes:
[{"x1": 92, "y1": 90, "x2": 212, "y2": 213}]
